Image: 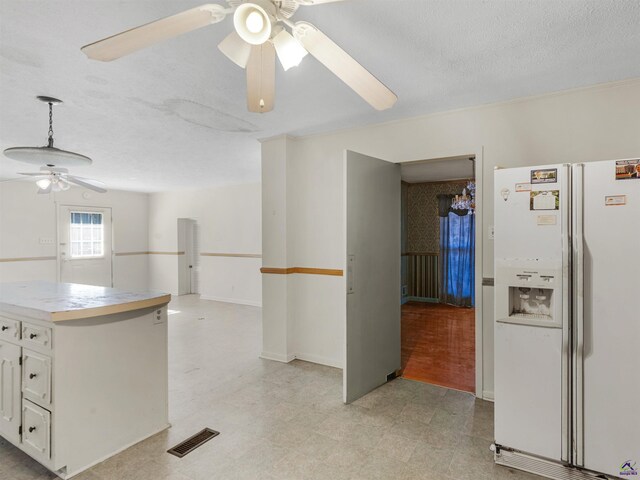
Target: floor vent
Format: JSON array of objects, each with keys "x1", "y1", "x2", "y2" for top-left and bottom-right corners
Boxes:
[{"x1": 167, "y1": 428, "x2": 220, "y2": 458}]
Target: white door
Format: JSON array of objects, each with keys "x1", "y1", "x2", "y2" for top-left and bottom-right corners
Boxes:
[
  {"x1": 578, "y1": 159, "x2": 640, "y2": 477},
  {"x1": 59, "y1": 206, "x2": 113, "y2": 287},
  {"x1": 345, "y1": 151, "x2": 401, "y2": 403},
  {"x1": 177, "y1": 218, "x2": 198, "y2": 295},
  {"x1": 0, "y1": 340, "x2": 22, "y2": 444}
]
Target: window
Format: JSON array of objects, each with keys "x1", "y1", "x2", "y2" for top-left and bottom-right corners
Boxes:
[{"x1": 70, "y1": 212, "x2": 104, "y2": 258}]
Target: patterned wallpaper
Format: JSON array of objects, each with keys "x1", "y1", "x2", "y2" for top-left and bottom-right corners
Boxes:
[{"x1": 406, "y1": 180, "x2": 468, "y2": 253}]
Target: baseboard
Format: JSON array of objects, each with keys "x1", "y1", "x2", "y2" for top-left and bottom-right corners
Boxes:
[
  {"x1": 260, "y1": 351, "x2": 296, "y2": 363},
  {"x1": 483, "y1": 390, "x2": 495, "y2": 401},
  {"x1": 200, "y1": 295, "x2": 262, "y2": 307},
  {"x1": 405, "y1": 296, "x2": 439, "y2": 303},
  {"x1": 293, "y1": 352, "x2": 343, "y2": 369}
]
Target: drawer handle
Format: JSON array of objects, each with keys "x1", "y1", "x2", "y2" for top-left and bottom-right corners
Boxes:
[
  {"x1": 29, "y1": 426, "x2": 36, "y2": 433},
  {"x1": 29, "y1": 333, "x2": 38, "y2": 339},
  {"x1": 29, "y1": 373, "x2": 37, "y2": 379},
  {"x1": 1, "y1": 326, "x2": 8, "y2": 331}
]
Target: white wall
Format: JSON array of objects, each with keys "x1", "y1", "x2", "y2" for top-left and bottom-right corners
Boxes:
[
  {"x1": 0, "y1": 182, "x2": 150, "y2": 290},
  {"x1": 262, "y1": 79, "x2": 640, "y2": 396},
  {"x1": 148, "y1": 183, "x2": 262, "y2": 306}
]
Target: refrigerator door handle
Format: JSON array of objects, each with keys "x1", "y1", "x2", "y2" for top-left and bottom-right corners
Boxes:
[
  {"x1": 561, "y1": 164, "x2": 572, "y2": 463},
  {"x1": 572, "y1": 163, "x2": 585, "y2": 466}
]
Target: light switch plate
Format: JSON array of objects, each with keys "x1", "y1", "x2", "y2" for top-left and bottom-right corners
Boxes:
[{"x1": 39, "y1": 237, "x2": 55, "y2": 245}]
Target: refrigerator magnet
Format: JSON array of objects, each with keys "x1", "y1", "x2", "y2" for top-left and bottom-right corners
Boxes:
[
  {"x1": 615, "y1": 159, "x2": 640, "y2": 180},
  {"x1": 515, "y1": 183, "x2": 531, "y2": 192},
  {"x1": 531, "y1": 168, "x2": 557, "y2": 184},
  {"x1": 530, "y1": 190, "x2": 559, "y2": 211}
]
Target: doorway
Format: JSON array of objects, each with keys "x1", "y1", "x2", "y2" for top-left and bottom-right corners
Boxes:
[
  {"x1": 400, "y1": 156, "x2": 476, "y2": 392},
  {"x1": 344, "y1": 150, "x2": 484, "y2": 404},
  {"x1": 177, "y1": 218, "x2": 199, "y2": 295},
  {"x1": 58, "y1": 205, "x2": 113, "y2": 287}
]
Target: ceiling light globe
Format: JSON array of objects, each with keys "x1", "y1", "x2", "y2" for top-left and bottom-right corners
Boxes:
[
  {"x1": 246, "y1": 11, "x2": 264, "y2": 34},
  {"x1": 233, "y1": 2, "x2": 272, "y2": 45},
  {"x1": 36, "y1": 178, "x2": 51, "y2": 189}
]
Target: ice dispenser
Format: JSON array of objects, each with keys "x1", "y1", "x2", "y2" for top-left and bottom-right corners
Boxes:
[
  {"x1": 509, "y1": 286, "x2": 553, "y2": 320},
  {"x1": 495, "y1": 260, "x2": 563, "y2": 328}
]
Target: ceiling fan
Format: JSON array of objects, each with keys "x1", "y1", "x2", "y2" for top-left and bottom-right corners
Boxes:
[
  {"x1": 81, "y1": 0, "x2": 397, "y2": 113},
  {"x1": 17, "y1": 165, "x2": 107, "y2": 194}
]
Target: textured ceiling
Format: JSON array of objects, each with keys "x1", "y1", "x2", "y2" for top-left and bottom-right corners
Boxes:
[{"x1": 1, "y1": 0, "x2": 639, "y2": 192}]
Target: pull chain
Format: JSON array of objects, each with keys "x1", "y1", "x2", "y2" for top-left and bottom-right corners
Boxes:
[{"x1": 47, "y1": 102, "x2": 54, "y2": 148}]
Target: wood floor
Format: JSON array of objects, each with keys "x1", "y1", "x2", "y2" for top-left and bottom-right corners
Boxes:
[{"x1": 401, "y1": 301, "x2": 475, "y2": 393}]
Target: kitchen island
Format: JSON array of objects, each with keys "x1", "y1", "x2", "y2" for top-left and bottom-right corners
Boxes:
[{"x1": 0, "y1": 281, "x2": 171, "y2": 479}]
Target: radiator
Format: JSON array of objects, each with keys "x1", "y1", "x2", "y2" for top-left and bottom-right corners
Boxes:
[{"x1": 407, "y1": 254, "x2": 438, "y2": 299}]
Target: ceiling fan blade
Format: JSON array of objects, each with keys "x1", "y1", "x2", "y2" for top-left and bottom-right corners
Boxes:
[
  {"x1": 17, "y1": 172, "x2": 48, "y2": 176},
  {"x1": 65, "y1": 175, "x2": 108, "y2": 193},
  {"x1": 293, "y1": 22, "x2": 397, "y2": 111},
  {"x1": 81, "y1": 4, "x2": 229, "y2": 61},
  {"x1": 246, "y1": 43, "x2": 276, "y2": 113},
  {"x1": 37, "y1": 184, "x2": 52, "y2": 194}
]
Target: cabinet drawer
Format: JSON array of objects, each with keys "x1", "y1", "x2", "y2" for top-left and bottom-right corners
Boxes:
[
  {"x1": 0, "y1": 316, "x2": 20, "y2": 342},
  {"x1": 22, "y1": 399, "x2": 51, "y2": 461},
  {"x1": 22, "y1": 323, "x2": 52, "y2": 350},
  {"x1": 22, "y1": 349, "x2": 52, "y2": 405}
]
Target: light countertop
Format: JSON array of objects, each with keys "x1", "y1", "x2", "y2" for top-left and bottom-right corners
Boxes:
[{"x1": 0, "y1": 281, "x2": 171, "y2": 322}]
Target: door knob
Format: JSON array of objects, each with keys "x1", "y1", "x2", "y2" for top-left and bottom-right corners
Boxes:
[
  {"x1": 29, "y1": 373, "x2": 37, "y2": 379},
  {"x1": 29, "y1": 426, "x2": 36, "y2": 433},
  {"x1": 1, "y1": 326, "x2": 8, "y2": 331},
  {"x1": 29, "y1": 333, "x2": 38, "y2": 339}
]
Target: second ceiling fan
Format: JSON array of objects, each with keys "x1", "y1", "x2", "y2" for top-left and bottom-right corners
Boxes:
[{"x1": 81, "y1": 0, "x2": 397, "y2": 113}]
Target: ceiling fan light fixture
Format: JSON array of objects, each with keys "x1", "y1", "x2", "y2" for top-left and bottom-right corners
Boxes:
[
  {"x1": 234, "y1": 1, "x2": 273, "y2": 45},
  {"x1": 218, "y1": 31, "x2": 252, "y2": 68},
  {"x1": 36, "y1": 178, "x2": 51, "y2": 190},
  {"x1": 273, "y1": 29, "x2": 308, "y2": 71}
]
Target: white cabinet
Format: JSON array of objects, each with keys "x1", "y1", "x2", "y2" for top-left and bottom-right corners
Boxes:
[
  {"x1": 22, "y1": 399, "x2": 51, "y2": 461},
  {"x1": 22, "y1": 349, "x2": 52, "y2": 406},
  {"x1": 0, "y1": 285, "x2": 170, "y2": 480},
  {"x1": 0, "y1": 316, "x2": 20, "y2": 342},
  {"x1": 22, "y1": 323, "x2": 52, "y2": 350},
  {"x1": 0, "y1": 340, "x2": 22, "y2": 444}
]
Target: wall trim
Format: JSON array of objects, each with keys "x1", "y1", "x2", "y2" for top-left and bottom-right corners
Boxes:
[
  {"x1": 482, "y1": 391, "x2": 495, "y2": 402},
  {"x1": 260, "y1": 351, "x2": 296, "y2": 363},
  {"x1": 199, "y1": 295, "x2": 262, "y2": 307},
  {"x1": 201, "y1": 253, "x2": 262, "y2": 258},
  {"x1": 0, "y1": 256, "x2": 57, "y2": 263},
  {"x1": 148, "y1": 251, "x2": 185, "y2": 255},
  {"x1": 114, "y1": 251, "x2": 149, "y2": 257},
  {"x1": 260, "y1": 267, "x2": 344, "y2": 276}
]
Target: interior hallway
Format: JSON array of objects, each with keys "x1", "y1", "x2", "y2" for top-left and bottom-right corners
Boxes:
[
  {"x1": 0, "y1": 296, "x2": 540, "y2": 480},
  {"x1": 401, "y1": 302, "x2": 476, "y2": 393}
]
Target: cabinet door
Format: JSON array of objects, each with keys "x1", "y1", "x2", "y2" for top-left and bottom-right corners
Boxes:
[
  {"x1": 22, "y1": 399, "x2": 51, "y2": 461},
  {"x1": 0, "y1": 340, "x2": 21, "y2": 444},
  {"x1": 22, "y1": 349, "x2": 51, "y2": 405}
]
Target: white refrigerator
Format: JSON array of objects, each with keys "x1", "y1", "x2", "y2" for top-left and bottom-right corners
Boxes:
[{"x1": 493, "y1": 159, "x2": 640, "y2": 480}]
